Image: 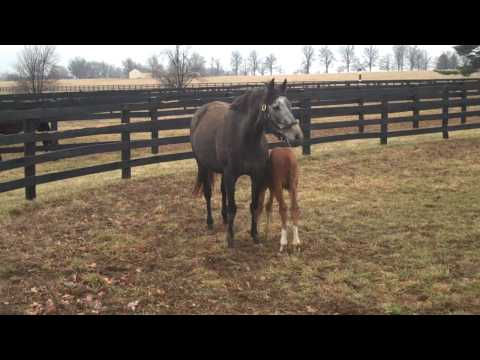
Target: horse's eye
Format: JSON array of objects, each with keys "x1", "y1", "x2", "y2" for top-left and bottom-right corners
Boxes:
[{"x1": 273, "y1": 105, "x2": 280, "y2": 111}]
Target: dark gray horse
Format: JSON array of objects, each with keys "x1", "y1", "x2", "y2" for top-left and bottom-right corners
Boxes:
[
  {"x1": 0, "y1": 120, "x2": 52, "y2": 161},
  {"x1": 190, "y1": 79, "x2": 304, "y2": 248}
]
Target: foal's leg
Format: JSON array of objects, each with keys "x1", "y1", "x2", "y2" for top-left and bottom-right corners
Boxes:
[
  {"x1": 224, "y1": 169, "x2": 238, "y2": 248},
  {"x1": 264, "y1": 189, "x2": 274, "y2": 242},
  {"x1": 290, "y1": 185, "x2": 301, "y2": 250},
  {"x1": 275, "y1": 185, "x2": 289, "y2": 253}
]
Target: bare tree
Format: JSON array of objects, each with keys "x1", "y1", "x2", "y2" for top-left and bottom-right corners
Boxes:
[
  {"x1": 190, "y1": 52, "x2": 206, "y2": 76},
  {"x1": 301, "y1": 45, "x2": 315, "y2": 74},
  {"x1": 392, "y1": 45, "x2": 408, "y2": 71},
  {"x1": 379, "y1": 53, "x2": 393, "y2": 71},
  {"x1": 230, "y1": 51, "x2": 242, "y2": 76},
  {"x1": 318, "y1": 46, "x2": 335, "y2": 73},
  {"x1": 49, "y1": 65, "x2": 71, "y2": 79},
  {"x1": 242, "y1": 59, "x2": 249, "y2": 76},
  {"x1": 147, "y1": 55, "x2": 164, "y2": 79},
  {"x1": 14, "y1": 45, "x2": 59, "y2": 94},
  {"x1": 338, "y1": 45, "x2": 355, "y2": 72},
  {"x1": 214, "y1": 58, "x2": 223, "y2": 75},
  {"x1": 159, "y1": 45, "x2": 198, "y2": 88},
  {"x1": 122, "y1": 58, "x2": 139, "y2": 76},
  {"x1": 406, "y1": 46, "x2": 422, "y2": 70},
  {"x1": 363, "y1": 46, "x2": 379, "y2": 72},
  {"x1": 258, "y1": 59, "x2": 266, "y2": 75},
  {"x1": 418, "y1": 49, "x2": 432, "y2": 71},
  {"x1": 352, "y1": 57, "x2": 367, "y2": 72},
  {"x1": 248, "y1": 50, "x2": 260, "y2": 76},
  {"x1": 263, "y1": 54, "x2": 277, "y2": 75}
]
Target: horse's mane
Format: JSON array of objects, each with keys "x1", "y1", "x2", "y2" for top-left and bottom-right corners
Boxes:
[{"x1": 229, "y1": 88, "x2": 265, "y2": 114}]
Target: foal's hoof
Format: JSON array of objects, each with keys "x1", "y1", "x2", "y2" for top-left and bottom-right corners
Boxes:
[{"x1": 292, "y1": 243, "x2": 302, "y2": 253}]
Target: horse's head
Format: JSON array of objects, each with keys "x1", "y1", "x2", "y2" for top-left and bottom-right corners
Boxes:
[{"x1": 262, "y1": 79, "x2": 304, "y2": 147}]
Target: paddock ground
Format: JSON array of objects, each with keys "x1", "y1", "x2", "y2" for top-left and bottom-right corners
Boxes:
[{"x1": 1, "y1": 130, "x2": 480, "y2": 314}]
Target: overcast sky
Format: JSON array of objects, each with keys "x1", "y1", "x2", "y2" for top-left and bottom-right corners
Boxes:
[{"x1": 0, "y1": 45, "x2": 456, "y2": 75}]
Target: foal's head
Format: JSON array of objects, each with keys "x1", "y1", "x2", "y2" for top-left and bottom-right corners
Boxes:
[{"x1": 262, "y1": 79, "x2": 304, "y2": 147}]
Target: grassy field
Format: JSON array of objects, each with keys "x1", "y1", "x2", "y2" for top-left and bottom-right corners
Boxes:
[
  {"x1": 1, "y1": 71, "x2": 479, "y2": 89},
  {"x1": 1, "y1": 129, "x2": 480, "y2": 314}
]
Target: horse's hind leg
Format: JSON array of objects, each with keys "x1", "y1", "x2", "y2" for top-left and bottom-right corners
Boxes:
[
  {"x1": 221, "y1": 175, "x2": 227, "y2": 225},
  {"x1": 250, "y1": 174, "x2": 266, "y2": 244},
  {"x1": 264, "y1": 189, "x2": 273, "y2": 242},
  {"x1": 198, "y1": 166, "x2": 214, "y2": 230},
  {"x1": 224, "y1": 168, "x2": 238, "y2": 248}
]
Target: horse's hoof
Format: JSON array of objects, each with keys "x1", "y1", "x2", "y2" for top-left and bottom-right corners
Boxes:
[
  {"x1": 207, "y1": 223, "x2": 214, "y2": 230},
  {"x1": 279, "y1": 245, "x2": 287, "y2": 253},
  {"x1": 226, "y1": 234, "x2": 235, "y2": 249}
]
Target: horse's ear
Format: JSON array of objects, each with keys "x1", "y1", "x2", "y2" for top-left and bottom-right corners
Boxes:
[
  {"x1": 280, "y1": 78, "x2": 287, "y2": 95},
  {"x1": 266, "y1": 78, "x2": 275, "y2": 93}
]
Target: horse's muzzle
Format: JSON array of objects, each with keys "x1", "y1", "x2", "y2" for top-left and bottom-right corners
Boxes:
[{"x1": 279, "y1": 123, "x2": 304, "y2": 147}]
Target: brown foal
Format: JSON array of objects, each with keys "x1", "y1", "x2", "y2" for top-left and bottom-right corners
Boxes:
[{"x1": 257, "y1": 147, "x2": 301, "y2": 252}]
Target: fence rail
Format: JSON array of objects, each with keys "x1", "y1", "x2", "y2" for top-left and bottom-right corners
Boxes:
[
  {"x1": 1, "y1": 77, "x2": 480, "y2": 95},
  {"x1": 1, "y1": 80, "x2": 480, "y2": 199}
]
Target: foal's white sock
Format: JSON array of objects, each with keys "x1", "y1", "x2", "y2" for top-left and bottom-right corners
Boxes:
[
  {"x1": 280, "y1": 228, "x2": 288, "y2": 250},
  {"x1": 292, "y1": 226, "x2": 300, "y2": 246}
]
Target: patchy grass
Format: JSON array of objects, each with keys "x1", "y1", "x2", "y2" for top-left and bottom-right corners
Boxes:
[{"x1": 1, "y1": 130, "x2": 480, "y2": 314}]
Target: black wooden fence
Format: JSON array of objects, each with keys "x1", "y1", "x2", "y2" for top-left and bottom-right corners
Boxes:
[
  {"x1": 1, "y1": 80, "x2": 480, "y2": 200},
  {"x1": 1, "y1": 77, "x2": 480, "y2": 95}
]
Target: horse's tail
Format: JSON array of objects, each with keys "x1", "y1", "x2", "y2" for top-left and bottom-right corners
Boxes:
[{"x1": 193, "y1": 170, "x2": 217, "y2": 197}]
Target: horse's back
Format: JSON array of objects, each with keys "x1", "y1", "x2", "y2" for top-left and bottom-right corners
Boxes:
[
  {"x1": 0, "y1": 121, "x2": 23, "y2": 135},
  {"x1": 190, "y1": 101, "x2": 230, "y2": 171}
]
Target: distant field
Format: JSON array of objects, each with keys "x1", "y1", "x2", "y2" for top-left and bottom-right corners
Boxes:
[{"x1": 1, "y1": 71, "x2": 479, "y2": 89}]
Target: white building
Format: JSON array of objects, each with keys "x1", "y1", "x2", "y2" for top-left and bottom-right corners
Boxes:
[{"x1": 129, "y1": 69, "x2": 153, "y2": 79}]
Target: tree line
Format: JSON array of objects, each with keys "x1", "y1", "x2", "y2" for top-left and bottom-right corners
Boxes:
[{"x1": 1, "y1": 45, "x2": 479, "y2": 93}]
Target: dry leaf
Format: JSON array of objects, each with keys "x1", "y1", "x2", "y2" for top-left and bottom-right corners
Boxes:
[
  {"x1": 127, "y1": 300, "x2": 140, "y2": 311},
  {"x1": 45, "y1": 299, "x2": 56, "y2": 314}
]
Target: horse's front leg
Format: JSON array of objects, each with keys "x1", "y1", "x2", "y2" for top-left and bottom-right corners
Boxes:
[
  {"x1": 250, "y1": 174, "x2": 266, "y2": 244},
  {"x1": 224, "y1": 169, "x2": 238, "y2": 248}
]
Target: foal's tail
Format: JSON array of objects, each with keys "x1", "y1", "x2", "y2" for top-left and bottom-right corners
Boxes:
[{"x1": 193, "y1": 170, "x2": 217, "y2": 197}]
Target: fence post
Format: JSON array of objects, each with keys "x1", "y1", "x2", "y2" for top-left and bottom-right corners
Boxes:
[
  {"x1": 358, "y1": 97, "x2": 364, "y2": 133},
  {"x1": 151, "y1": 106, "x2": 159, "y2": 154},
  {"x1": 121, "y1": 107, "x2": 131, "y2": 179},
  {"x1": 50, "y1": 120, "x2": 58, "y2": 149},
  {"x1": 301, "y1": 97, "x2": 311, "y2": 156},
  {"x1": 442, "y1": 87, "x2": 449, "y2": 139},
  {"x1": 461, "y1": 89, "x2": 467, "y2": 124},
  {"x1": 380, "y1": 98, "x2": 388, "y2": 145},
  {"x1": 24, "y1": 119, "x2": 36, "y2": 200},
  {"x1": 413, "y1": 90, "x2": 420, "y2": 129}
]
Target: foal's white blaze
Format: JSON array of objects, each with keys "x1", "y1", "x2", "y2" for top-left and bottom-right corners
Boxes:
[
  {"x1": 280, "y1": 228, "x2": 288, "y2": 252},
  {"x1": 292, "y1": 226, "x2": 300, "y2": 246}
]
